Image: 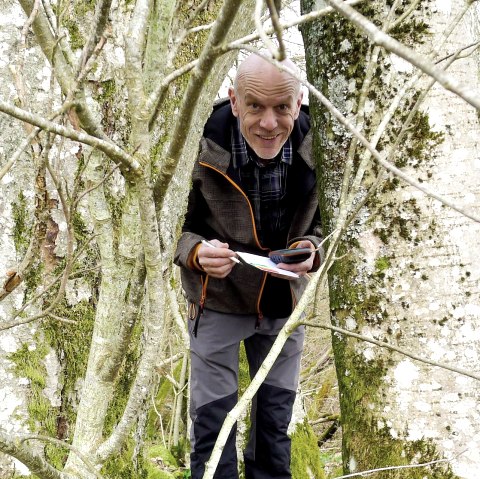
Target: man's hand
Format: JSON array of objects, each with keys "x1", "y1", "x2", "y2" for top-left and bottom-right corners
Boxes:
[
  {"x1": 274, "y1": 240, "x2": 315, "y2": 278},
  {"x1": 197, "y1": 239, "x2": 237, "y2": 278}
]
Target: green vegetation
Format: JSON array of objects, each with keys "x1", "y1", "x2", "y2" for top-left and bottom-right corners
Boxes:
[
  {"x1": 291, "y1": 421, "x2": 325, "y2": 479},
  {"x1": 12, "y1": 192, "x2": 31, "y2": 256}
]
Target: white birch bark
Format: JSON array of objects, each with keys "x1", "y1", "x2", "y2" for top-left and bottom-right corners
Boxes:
[
  {"x1": 375, "y1": 3, "x2": 480, "y2": 476},
  {"x1": 303, "y1": 0, "x2": 480, "y2": 477}
]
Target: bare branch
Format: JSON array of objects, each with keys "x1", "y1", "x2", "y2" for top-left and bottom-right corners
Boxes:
[
  {"x1": 331, "y1": 450, "x2": 465, "y2": 479},
  {"x1": 0, "y1": 428, "x2": 72, "y2": 479},
  {"x1": 147, "y1": 59, "x2": 198, "y2": 128},
  {"x1": 301, "y1": 321, "x2": 480, "y2": 382},
  {"x1": 155, "y1": 352, "x2": 185, "y2": 373},
  {"x1": 387, "y1": 0, "x2": 422, "y2": 32},
  {"x1": 254, "y1": 0, "x2": 278, "y2": 59},
  {"x1": 186, "y1": 22, "x2": 215, "y2": 35},
  {"x1": 226, "y1": 0, "x2": 365, "y2": 51},
  {"x1": 18, "y1": 0, "x2": 105, "y2": 139},
  {"x1": 20, "y1": 435, "x2": 103, "y2": 479},
  {"x1": 0, "y1": 100, "x2": 141, "y2": 176},
  {"x1": 73, "y1": 163, "x2": 120, "y2": 209},
  {"x1": 0, "y1": 127, "x2": 40, "y2": 182},
  {"x1": 0, "y1": 234, "x2": 98, "y2": 330},
  {"x1": 78, "y1": 0, "x2": 113, "y2": 73},
  {"x1": 266, "y1": 0, "x2": 286, "y2": 60},
  {"x1": 171, "y1": 0, "x2": 211, "y2": 53},
  {"x1": 153, "y1": 0, "x2": 245, "y2": 209}
]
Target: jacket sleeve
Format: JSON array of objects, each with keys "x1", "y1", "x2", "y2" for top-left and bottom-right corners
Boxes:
[{"x1": 173, "y1": 171, "x2": 208, "y2": 273}]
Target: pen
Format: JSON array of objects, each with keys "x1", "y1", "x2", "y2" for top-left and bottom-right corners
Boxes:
[{"x1": 201, "y1": 240, "x2": 241, "y2": 264}]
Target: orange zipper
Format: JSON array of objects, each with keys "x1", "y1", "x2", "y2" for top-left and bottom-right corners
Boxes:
[{"x1": 199, "y1": 161, "x2": 268, "y2": 320}]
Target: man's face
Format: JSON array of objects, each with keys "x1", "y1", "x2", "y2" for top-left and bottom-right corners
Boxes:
[{"x1": 229, "y1": 71, "x2": 302, "y2": 160}]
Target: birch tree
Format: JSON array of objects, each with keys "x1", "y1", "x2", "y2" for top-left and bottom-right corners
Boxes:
[{"x1": 300, "y1": 1, "x2": 480, "y2": 478}]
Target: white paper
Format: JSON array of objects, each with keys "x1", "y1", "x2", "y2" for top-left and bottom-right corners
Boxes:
[{"x1": 235, "y1": 252, "x2": 299, "y2": 278}]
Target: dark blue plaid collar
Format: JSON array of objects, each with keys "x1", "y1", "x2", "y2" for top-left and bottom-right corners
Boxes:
[{"x1": 231, "y1": 118, "x2": 292, "y2": 168}]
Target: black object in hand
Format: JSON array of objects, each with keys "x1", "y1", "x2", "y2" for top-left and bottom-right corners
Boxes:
[{"x1": 269, "y1": 248, "x2": 312, "y2": 264}]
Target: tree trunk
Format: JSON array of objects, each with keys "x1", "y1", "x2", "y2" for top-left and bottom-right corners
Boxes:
[{"x1": 302, "y1": 1, "x2": 480, "y2": 478}]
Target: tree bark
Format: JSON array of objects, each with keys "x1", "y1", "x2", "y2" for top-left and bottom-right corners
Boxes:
[{"x1": 302, "y1": 1, "x2": 480, "y2": 477}]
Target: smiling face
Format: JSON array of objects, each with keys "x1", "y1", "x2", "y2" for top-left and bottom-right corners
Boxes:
[{"x1": 228, "y1": 56, "x2": 303, "y2": 161}]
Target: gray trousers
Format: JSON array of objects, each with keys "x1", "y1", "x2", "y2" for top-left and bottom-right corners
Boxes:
[{"x1": 188, "y1": 308, "x2": 305, "y2": 479}]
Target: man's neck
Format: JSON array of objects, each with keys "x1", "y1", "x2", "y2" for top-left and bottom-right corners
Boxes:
[{"x1": 246, "y1": 143, "x2": 281, "y2": 167}]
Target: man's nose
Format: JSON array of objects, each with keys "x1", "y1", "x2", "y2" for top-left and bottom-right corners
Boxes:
[{"x1": 259, "y1": 108, "x2": 278, "y2": 131}]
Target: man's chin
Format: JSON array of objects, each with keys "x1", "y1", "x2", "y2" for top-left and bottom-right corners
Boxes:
[{"x1": 251, "y1": 145, "x2": 282, "y2": 161}]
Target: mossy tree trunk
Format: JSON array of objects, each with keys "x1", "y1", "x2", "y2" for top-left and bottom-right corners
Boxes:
[
  {"x1": 301, "y1": 1, "x2": 480, "y2": 478},
  {"x1": 0, "y1": 1, "x2": 256, "y2": 477}
]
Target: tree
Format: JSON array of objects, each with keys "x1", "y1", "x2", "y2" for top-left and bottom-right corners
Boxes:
[{"x1": 301, "y1": 0, "x2": 480, "y2": 478}]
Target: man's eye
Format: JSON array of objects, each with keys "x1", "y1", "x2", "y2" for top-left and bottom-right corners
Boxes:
[
  {"x1": 250, "y1": 103, "x2": 260, "y2": 109},
  {"x1": 277, "y1": 104, "x2": 289, "y2": 111}
]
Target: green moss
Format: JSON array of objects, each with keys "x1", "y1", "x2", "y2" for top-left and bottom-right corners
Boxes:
[
  {"x1": 320, "y1": 450, "x2": 342, "y2": 478},
  {"x1": 8, "y1": 339, "x2": 69, "y2": 470},
  {"x1": 290, "y1": 421, "x2": 324, "y2": 479},
  {"x1": 394, "y1": 111, "x2": 444, "y2": 169},
  {"x1": 63, "y1": 18, "x2": 84, "y2": 50},
  {"x1": 375, "y1": 256, "x2": 390, "y2": 273},
  {"x1": 101, "y1": 437, "x2": 148, "y2": 479},
  {"x1": 61, "y1": 0, "x2": 96, "y2": 50},
  {"x1": 331, "y1": 328, "x2": 459, "y2": 478},
  {"x1": 12, "y1": 191, "x2": 31, "y2": 256}
]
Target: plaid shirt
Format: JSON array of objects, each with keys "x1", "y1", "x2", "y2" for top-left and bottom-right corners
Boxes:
[{"x1": 231, "y1": 119, "x2": 292, "y2": 245}]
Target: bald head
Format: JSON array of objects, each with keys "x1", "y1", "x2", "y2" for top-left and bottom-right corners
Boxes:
[
  {"x1": 233, "y1": 54, "x2": 301, "y2": 98},
  {"x1": 228, "y1": 54, "x2": 303, "y2": 160}
]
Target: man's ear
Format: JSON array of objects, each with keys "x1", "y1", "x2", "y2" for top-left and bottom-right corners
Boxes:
[
  {"x1": 228, "y1": 86, "x2": 239, "y2": 117},
  {"x1": 293, "y1": 91, "x2": 303, "y2": 120}
]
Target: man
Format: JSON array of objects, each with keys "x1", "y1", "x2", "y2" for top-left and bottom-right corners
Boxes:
[{"x1": 174, "y1": 54, "x2": 323, "y2": 479}]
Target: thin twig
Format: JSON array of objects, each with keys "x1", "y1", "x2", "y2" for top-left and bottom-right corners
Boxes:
[
  {"x1": 254, "y1": 0, "x2": 279, "y2": 59},
  {"x1": 151, "y1": 388, "x2": 167, "y2": 448},
  {"x1": 0, "y1": 99, "x2": 141, "y2": 176},
  {"x1": 266, "y1": 0, "x2": 286, "y2": 60},
  {"x1": 388, "y1": 0, "x2": 422, "y2": 32},
  {"x1": 147, "y1": 60, "x2": 198, "y2": 129},
  {"x1": 73, "y1": 163, "x2": 120, "y2": 209},
  {"x1": 226, "y1": 0, "x2": 365, "y2": 51},
  {"x1": 46, "y1": 313, "x2": 77, "y2": 325},
  {"x1": 332, "y1": 450, "x2": 466, "y2": 479},
  {"x1": 301, "y1": 321, "x2": 480, "y2": 381}
]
